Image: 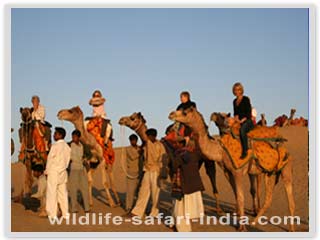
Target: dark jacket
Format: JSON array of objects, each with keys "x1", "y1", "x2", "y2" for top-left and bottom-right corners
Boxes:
[
  {"x1": 175, "y1": 148, "x2": 204, "y2": 195},
  {"x1": 176, "y1": 101, "x2": 197, "y2": 111},
  {"x1": 233, "y1": 96, "x2": 252, "y2": 120}
]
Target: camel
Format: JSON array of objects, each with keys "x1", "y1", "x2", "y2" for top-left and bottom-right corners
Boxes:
[
  {"x1": 118, "y1": 112, "x2": 223, "y2": 214},
  {"x1": 169, "y1": 107, "x2": 295, "y2": 232},
  {"x1": 274, "y1": 109, "x2": 308, "y2": 127},
  {"x1": 18, "y1": 107, "x2": 51, "y2": 197},
  {"x1": 57, "y1": 106, "x2": 120, "y2": 208}
]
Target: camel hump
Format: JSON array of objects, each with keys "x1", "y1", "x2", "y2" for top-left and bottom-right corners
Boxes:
[{"x1": 248, "y1": 126, "x2": 281, "y2": 140}]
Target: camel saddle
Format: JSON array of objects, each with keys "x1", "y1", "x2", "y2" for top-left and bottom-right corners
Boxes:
[
  {"x1": 220, "y1": 125, "x2": 290, "y2": 172},
  {"x1": 86, "y1": 117, "x2": 115, "y2": 165}
]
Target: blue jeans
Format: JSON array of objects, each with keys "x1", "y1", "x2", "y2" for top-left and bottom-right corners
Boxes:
[{"x1": 240, "y1": 119, "x2": 254, "y2": 155}]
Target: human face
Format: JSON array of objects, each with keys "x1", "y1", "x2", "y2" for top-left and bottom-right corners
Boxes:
[
  {"x1": 233, "y1": 87, "x2": 243, "y2": 98},
  {"x1": 93, "y1": 92, "x2": 101, "y2": 98},
  {"x1": 72, "y1": 134, "x2": 80, "y2": 144},
  {"x1": 53, "y1": 131, "x2": 62, "y2": 141},
  {"x1": 147, "y1": 135, "x2": 156, "y2": 142},
  {"x1": 130, "y1": 139, "x2": 138, "y2": 147},
  {"x1": 180, "y1": 95, "x2": 189, "y2": 103},
  {"x1": 32, "y1": 98, "x2": 39, "y2": 108},
  {"x1": 33, "y1": 171, "x2": 42, "y2": 178}
]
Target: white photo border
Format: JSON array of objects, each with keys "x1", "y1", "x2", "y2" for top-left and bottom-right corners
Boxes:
[{"x1": 1, "y1": 1, "x2": 317, "y2": 239}]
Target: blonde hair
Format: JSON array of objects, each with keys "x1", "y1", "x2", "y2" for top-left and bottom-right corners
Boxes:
[{"x1": 232, "y1": 82, "x2": 244, "y2": 95}]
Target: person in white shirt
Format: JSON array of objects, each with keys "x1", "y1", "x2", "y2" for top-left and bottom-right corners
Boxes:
[
  {"x1": 45, "y1": 127, "x2": 71, "y2": 220},
  {"x1": 31, "y1": 164, "x2": 47, "y2": 217},
  {"x1": 31, "y1": 95, "x2": 50, "y2": 151},
  {"x1": 31, "y1": 95, "x2": 46, "y2": 123},
  {"x1": 130, "y1": 128, "x2": 166, "y2": 218}
]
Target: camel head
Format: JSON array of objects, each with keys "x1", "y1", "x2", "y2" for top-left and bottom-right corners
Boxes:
[
  {"x1": 57, "y1": 106, "x2": 83, "y2": 123},
  {"x1": 210, "y1": 112, "x2": 230, "y2": 135},
  {"x1": 20, "y1": 107, "x2": 33, "y2": 123},
  {"x1": 118, "y1": 112, "x2": 146, "y2": 130},
  {"x1": 169, "y1": 107, "x2": 207, "y2": 130},
  {"x1": 210, "y1": 112, "x2": 231, "y2": 131}
]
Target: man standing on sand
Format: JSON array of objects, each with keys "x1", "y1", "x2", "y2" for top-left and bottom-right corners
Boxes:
[
  {"x1": 129, "y1": 128, "x2": 166, "y2": 218},
  {"x1": 125, "y1": 134, "x2": 142, "y2": 212},
  {"x1": 68, "y1": 129, "x2": 90, "y2": 213},
  {"x1": 45, "y1": 127, "x2": 71, "y2": 220}
]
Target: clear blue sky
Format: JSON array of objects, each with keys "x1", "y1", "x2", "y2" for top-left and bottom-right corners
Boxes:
[{"x1": 11, "y1": 8, "x2": 309, "y2": 161}]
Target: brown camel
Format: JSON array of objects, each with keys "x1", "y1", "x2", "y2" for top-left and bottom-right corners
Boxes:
[
  {"x1": 274, "y1": 109, "x2": 308, "y2": 127},
  {"x1": 18, "y1": 107, "x2": 51, "y2": 197},
  {"x1": 18, "y1": 107, "x2": 35, "y2": 196},
  {"x1": 57, "y1": 106, "x2": 120, "y2": 207},
  {"x1": 169, "y1": 107, "x2": 295, "y2": 232},
  {"x1": 119, "y1": 112, "x2": 223, "y2": 214}
]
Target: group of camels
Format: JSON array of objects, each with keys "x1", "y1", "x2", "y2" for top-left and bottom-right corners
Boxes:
[{"x1": 16, "y1": 104, "x2": 303, "y2": 232}]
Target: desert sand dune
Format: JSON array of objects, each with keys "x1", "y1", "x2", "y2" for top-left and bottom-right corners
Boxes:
[{"x1": 11, "y1": 126, "x2": 309, "y2": 232}]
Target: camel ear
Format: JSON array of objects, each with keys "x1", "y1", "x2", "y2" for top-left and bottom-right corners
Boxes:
[
  {"x1": 137, "y1": 112, "x2": 141, "y2": 117},
  {"x1": 227, "y1": 113, "x2": 231, "y2": 117},
  {"x1": 20, "y1": 107, "x2": 23, "y2": 113}
]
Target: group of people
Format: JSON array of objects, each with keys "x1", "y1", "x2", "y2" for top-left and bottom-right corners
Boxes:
[
  {"x1": 22, "y1": 82, "x2": 254, "y2": 231},
  {"x1": 26, "y1": 90, "x2": 111, "y2": 219}
]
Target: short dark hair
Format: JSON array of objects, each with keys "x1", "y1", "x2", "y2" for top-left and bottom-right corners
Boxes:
[
  {"x1": 55, "y1": 127, "x2": 66, "y2": 139},
  {"x1": 146, "y1": 128, "x2": 157, "y2": 137},
  {"x1": 72, "y1": 129, "x2": 81, "y2": 137},
  {"x1": 129, "y1": 134, "x2": 138, "y2": 141},
  {"x1": 180, "y1": 91, "x2": 190, "y2": 99}
]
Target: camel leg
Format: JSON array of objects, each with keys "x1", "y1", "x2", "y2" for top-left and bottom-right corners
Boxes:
[
  {"x1": 249, "y1": 174, "x2": 259, "y2": 216},
  {"x1": 107, "y1": 164, "x2": 121, "y2": 206},
  {"x1": 252, "y1": 174, "x2": 276, "y2": 225},
  {"x1": 204, "y1": 159, "x2": 223, "y2": 214},
  {"x1": 223, "y1": 169, "x2": 238, "y2": 215},
  {"x1": 234, "y1": 173, "x2": 246, "y2": 231},
  {"x1": 24, "y1": 158, "x2": 33, "y2": 197},
  {"x1": 281, "y1": 162, "x2": 295, "y2": 232},
  {"x1": 257, "y1": 174, "x2": 262, "y2": 210},
  {"x1": 87, "y1": 169, "x2": 94, "y2": 207},
  {"x1": 101, "y1": 162, "x2": 115, "y2": 207}
]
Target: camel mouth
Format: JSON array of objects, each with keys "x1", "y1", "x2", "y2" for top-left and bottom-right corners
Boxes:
[
  {"x1": 57, "y1": 110, "x2": 65, "y2": 120},
  {"x1": 118, "y1": 117, "x2": 128, "y2": 125}
]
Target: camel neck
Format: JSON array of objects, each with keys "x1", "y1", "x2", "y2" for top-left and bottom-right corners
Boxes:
[
  {"x1": 189, "y1": 112, "x2": 223, "y2": 162},
  {"x1": 135, "y1": 124, "x2": 148, "y2": 143}
]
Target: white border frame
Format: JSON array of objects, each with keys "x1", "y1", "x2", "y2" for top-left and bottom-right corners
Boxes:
[{"x1": 2, "y1": 1, "x2": 317, "y2": 239}]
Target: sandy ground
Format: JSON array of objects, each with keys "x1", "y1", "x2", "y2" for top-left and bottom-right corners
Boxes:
[{"x1": 11, "y1": 126, "x2": 309, "y2": 232}]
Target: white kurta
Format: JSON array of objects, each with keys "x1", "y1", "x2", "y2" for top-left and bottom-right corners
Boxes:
[
  {"x1": 32, "y1": 104, "x2": 46, "y2": 123},
  {"x1": 45, "y1": 139, "x2": 71, "y2": 218},
  {"x1": 173, "y1": 191, "x2": 204, "y2": 232}
]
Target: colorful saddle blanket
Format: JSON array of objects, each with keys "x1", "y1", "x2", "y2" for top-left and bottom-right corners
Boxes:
[
  {"x1": 18, "y1": 122, "x2": 48, "y2": 167},
  {"x1": 86, "y1": 117, "x2": 115, "y2": 165},
  {"x1": 220, "y1": 127, "x2": 290, "y2": 172}
]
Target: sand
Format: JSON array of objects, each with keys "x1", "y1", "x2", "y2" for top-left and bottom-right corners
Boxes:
[{"x1": 11, "y1": 126, "x2": 309, "y2": 232}]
